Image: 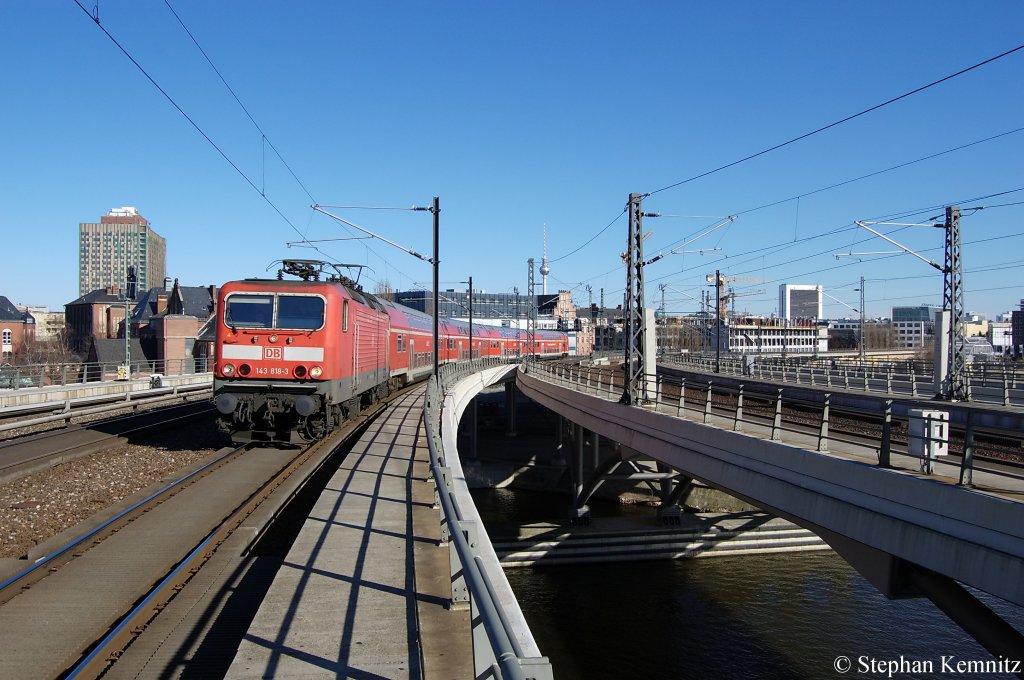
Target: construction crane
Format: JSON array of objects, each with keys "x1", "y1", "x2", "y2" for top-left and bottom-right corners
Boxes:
[
  {"x1": 705, "y1": 273, "x2": 769, "y2": 322},
  {"x1": 726, "y1": 287, "x2": 765, "y2": 320}
]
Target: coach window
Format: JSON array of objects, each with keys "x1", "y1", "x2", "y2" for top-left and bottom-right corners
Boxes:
[
  {"x1": 396, "y1": 333, "x2": 406, "y2": 352},
  {"x1": 342, "y1": 300, "x2": 349, "y2": 332}
]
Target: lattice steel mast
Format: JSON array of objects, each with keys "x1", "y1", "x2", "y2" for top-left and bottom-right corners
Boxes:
[
  {"x1": 622, "y1": 193, "x2": 647, "y2": 405},
  {"x1": 943, "y1": 206, "x2": 968, "y2": 400},
  {"x1": 527, "y1": 258, "x2": 536, "y2": 368}
]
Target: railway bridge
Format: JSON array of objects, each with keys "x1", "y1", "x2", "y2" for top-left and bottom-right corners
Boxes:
[
  {"x1": 512, "y1": 358, "x2": 1024, "y2": 663},
  {"x1": 3, "y1": 357, "x2": 1024, "y2": 677}
]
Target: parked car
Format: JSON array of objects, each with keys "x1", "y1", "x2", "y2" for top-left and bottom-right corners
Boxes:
[{"x1": 0, "y1": 367, "x2": 35, "y2": 388}]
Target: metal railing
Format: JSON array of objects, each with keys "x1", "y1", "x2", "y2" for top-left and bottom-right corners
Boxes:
[
  {"x1": 423, "y1": 356, "x2": 551, "y2": 680},
  {"x1": 532, "y1": 361, "x2": 1024, "y2": 487},
  {"x1": 661, "y1": 353, "x2": 1024, "y2": 407},
  {"x1": 0, "y1": 358, "x2": 210, "y2": 390}
]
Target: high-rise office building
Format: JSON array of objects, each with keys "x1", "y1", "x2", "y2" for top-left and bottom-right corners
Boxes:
[
  {"x1": 891, "y1": 304, "x2": 940, "y2": 348},
  {"x1": 778, "y1": 284, "x2": 823, "y2": 320},
  {"x1": 79, "y1": 207, "x2": 166, "y2": 296}
]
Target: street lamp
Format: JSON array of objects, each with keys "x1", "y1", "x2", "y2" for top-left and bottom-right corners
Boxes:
[
  {"x1": 313, "y1": 197, "x2": 440, "y2": 380},
  {"x1": 460, "y1": 276, "x2": 473, "y2": 359}
]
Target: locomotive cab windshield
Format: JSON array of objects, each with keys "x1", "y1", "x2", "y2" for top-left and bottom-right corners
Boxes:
[{"x1": 225, "y1": 293, "x2": 326, "y2": 330}]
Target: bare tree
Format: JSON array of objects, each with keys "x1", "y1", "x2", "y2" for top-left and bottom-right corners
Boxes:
[
  {"x1": 13, "y1": 331, "x2": 83, "y2": 384},
  {"x1": 374, "y1": 278, "x2": 395, "y2": 301},
  {"x1": 864, "y1": 323, "x2": 898, "y2": 350}
]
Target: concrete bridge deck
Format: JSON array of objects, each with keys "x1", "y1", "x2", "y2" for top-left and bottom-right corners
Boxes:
[{"x1": 227, "y1": 390, "x2": 472, "y2": 679}]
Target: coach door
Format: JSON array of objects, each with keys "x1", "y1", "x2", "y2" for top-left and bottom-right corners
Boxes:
[{"x1": 353, "y1": 324, "x2": 359, "y2": 389}]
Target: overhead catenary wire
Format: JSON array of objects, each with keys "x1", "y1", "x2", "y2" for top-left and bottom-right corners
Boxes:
[
  {"x1": 73, "y1": 0, "x2": 421, "y2": 294},
  {"x1": 550, "y1": 210, "x2": 624, "y2": 263},
  {"x1": 71, "y1": 0, "x2": 317, "y2": 250},
  {"x1": 728, "y1": 126, "x2": 1024, "y2": 220},
  {"x1": 557, "y1": 124, "x2": 1024, "y2": 270},
  {"x1": 596, "y1": 187, "x2": 1024, "y2": 302},
  {"x1": 647, "y1": 42, "x2": 1024, "y2": 197},
  {"x1": 162, "y1": 0, "x2": 317, "y2": 204}
]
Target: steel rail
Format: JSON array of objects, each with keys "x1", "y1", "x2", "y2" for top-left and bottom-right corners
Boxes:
[
  {"x1": 60, "y1": 387, "x2": 403, "y2": 678},
  {"x1": 0, "y1": 444, "x2": 247, "y2": 599},
  {"x1": 63, "y1": 436, "x2": 328, "y2": 679},
  {"x1": 0, "y1": 403, "x2": 214, "y2": 484}
]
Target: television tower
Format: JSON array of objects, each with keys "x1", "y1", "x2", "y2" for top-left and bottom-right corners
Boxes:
[{"x1": 540, "y1": 223, "x2": 551, "y2": 295}]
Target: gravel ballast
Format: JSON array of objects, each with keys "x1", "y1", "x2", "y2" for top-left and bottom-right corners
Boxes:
[{"x1": 0, "y1": 416, "x2": 227, "y2": 559}]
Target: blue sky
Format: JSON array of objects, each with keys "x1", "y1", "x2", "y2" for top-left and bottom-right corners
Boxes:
[{"x1": 1, "y1": 2, "x2": 1022, "y2": 320}]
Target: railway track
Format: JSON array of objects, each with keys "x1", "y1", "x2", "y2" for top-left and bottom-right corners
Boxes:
[
  {"x1": 0, "y1": 384, "x2": 413, "y2": 679},
  {"x1": 0, "y1": 401, "x2": 215, "y2": 485}
]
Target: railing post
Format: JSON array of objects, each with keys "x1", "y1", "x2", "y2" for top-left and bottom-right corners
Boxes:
[
  {"x1": 844, "y1": 369, "x2": 849, "y2": 390},
  {"x1": 1004, "y1": 373, "x2": 1011, "y2": 407},
  {"x1": 703, "y1": 381, "x2": 713, "y2": 424},
  {"x1": 734, "y1": 384, "x2": 744, "y2": 432},
  {"x1": 677, "y1": 377, "x2": 686, "y2": 417},
  {"x1": 448, "y1": 520, "x2": 474, "y2": 610},
  {"x1": 772, "y1": 388, "x2": 783, "y2": 441},
  {"x1": 910, "y1": 370, "x2": 917, "y2": 398},
  {"x1": 817, "y1": 394, "x2": 830, "y2": 452},
  {"x1": 886, "y1": 367, "x2": 893, "y2": 394},
  {"x1": 863, "y1": 370, "x2": 869, "y2": 392},
  {"x1": 656, "y1": 374, "x2": 663, "y2": 412},
  {"x1": 879, "y1": 399, "x2": 892, "y2": 467},
  {"x1": 958, "y1": 410, "x2": 975, "y2": 487}
]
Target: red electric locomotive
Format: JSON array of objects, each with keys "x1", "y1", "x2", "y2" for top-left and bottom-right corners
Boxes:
[{"x1": 213, "y1": 259, "x2": 568, "y2": 444}]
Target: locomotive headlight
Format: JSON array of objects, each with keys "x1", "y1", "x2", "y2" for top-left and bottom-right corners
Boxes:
[
  {"x1": 269, "y1": 334, "x2": 279, "y2": 343},
  {"x1": 310, "y1": 366, "x2": 323, "y2": 379},
  {"x1": 222, "y1": 363, "x2": 236, "y2": 376}
]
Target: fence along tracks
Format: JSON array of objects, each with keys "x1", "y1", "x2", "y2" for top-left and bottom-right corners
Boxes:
[
  {"x1": 548, "y1": 360, "x2": 1024, "y2": 484},
  {"x1": 0, "y1": 382, "x2": 211, "y2": 433}
]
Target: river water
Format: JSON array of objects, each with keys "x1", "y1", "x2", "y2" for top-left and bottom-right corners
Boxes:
[{"x1": 472, "y1": 488, "x2": 1024, "y2": 680}]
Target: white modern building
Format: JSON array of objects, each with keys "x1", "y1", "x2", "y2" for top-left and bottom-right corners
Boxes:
[
  {"x1": 779, "y1": 284, "x2": 823, "y2": 321},
  {"x1": 716, "y1": 317, "x2": 829, "y2": 354}
]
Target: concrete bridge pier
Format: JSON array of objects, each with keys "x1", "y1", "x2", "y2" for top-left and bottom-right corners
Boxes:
[
  {"x1": 656, "y1": 463, "x2": 691, "y2": 525},
  {"x1": 559, "y1": 420, "x2": 694, "y2": 526},
  {"x1": 504, "y1": 380, "x2": 517, "y2": 437}
]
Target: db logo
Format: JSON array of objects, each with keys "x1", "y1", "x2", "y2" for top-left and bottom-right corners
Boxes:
[{"x1": 263, "y1": 347, "x2": 283, "y2": 360}]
